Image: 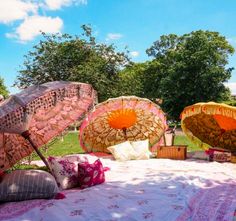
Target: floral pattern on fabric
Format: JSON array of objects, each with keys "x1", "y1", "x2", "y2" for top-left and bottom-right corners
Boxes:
[
  {"x1": 0, "y1": 159, "x2": 236, "y2": 221},
  {"x1": 48, "y1": 155, "x2": 97, "y2": 189},
  {"x1": 78, "y1": 159, "x2": 105, "y2": 189},
  {"x1": 0, "y1": 199, "x2": 47, "y2": 220}
]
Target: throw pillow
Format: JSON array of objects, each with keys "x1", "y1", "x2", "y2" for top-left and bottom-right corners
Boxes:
[
  {"x1": 107, "y1": 141, "x2": 137, "y2": 161},
  {"x1": 48, "y1": 154, "x2": 97, "y2": 189},
  {"x1": 78, "y1": 159, "x2": 105, "y2": 189},
  {"x1": 0, "y1": 170, "x2": 59, "y2": 202},
  {"x1": 130, "y1": 139, "x2": 151, "y2": 160}
]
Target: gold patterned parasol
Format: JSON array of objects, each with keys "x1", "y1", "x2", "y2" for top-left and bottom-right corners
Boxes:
[
  {"x1": 181, "y1": 102, "x2": 236, "y2": 151},
  {"x1": 80, "y1": 96, "x2": 167, "y2": 153}
]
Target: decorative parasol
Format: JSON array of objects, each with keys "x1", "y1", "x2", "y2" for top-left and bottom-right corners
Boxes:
[
  {"x1": 80, "y1": 96, "x2": 167, "y2": 153},
  {"x1": 181, "y1": 102, "x2": 236, "y2": 151},
  {"x1": 0, "y1": 81, "x2": 97, "y2": 171}
]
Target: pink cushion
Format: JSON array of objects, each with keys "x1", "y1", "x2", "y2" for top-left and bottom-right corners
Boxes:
[
  {"x1": 78, "y1": 159, "x2": 105, "y2": 189},
  {"x1": 48, "y1": 154, "x2": 98, "y2": 189}
]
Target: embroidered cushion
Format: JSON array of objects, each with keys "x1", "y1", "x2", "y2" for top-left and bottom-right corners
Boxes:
[
  {"x1": 0, "y1": 170, "x2": 59, "y2": 202},
  {"x1": 48, "y1": 155, "x2": 97, "y2": 189},
  {"x1": 107, "y1": 141, "x2": 137, "y2": 161},
  {"x1": 130, "y1": 139, "x2": 151, "y2": 160},
  {"x1": 208, "y1": 148, "x2": 231, "y2": 162},
  {"x1": 78, "y1": 159, "x2": 105, "y2": 189}
]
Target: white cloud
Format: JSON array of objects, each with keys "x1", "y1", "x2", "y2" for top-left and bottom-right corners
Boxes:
[
  {"x1": 44, "y1": 0, "x2": 87, "y2": 10},
  {"x1": 130, "y1": 51, "x2": 139, "y2": 57},
  {"x1": 0, "y1": 0, "x2": 38, "y2": 24},
  {"x1": 106, "y1": 33, "x2": 123, "y2": 41},
  {"x1": 1, "y1": 0, "x2": 88, "y2": 42},
  {"x1": 225, "y1": 82, "x2": 236, "y2": 94},
  {"x1": 6, "y1": 15, "x2": 63, "y2": 42}
]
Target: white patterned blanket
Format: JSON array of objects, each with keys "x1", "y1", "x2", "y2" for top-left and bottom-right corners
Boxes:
[{"x1": 0, "y1": 158, "x2": 236, "y2": 221}]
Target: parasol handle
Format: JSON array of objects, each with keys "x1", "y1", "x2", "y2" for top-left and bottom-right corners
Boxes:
[
  {"x1": 21, "y1": 131, "x2": 52, "y2": 173},
  {"x1": 122, "y1": 127, "x2": 128, "y2": 140}
]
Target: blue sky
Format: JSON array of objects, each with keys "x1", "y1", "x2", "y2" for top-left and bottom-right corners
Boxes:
[{"x1": 0, "y1": 0, "x2": 236, "y2": 94}]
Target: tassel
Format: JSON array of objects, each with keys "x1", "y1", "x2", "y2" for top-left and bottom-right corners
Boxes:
[{"x1": 103, "y1": 167, "x2": 110, "y2": 172}]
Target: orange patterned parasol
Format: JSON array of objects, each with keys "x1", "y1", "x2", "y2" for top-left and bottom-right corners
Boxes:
[
  {"x1": 80, "y1": 96, "x2": 167, "y2": 153},
  {"x1": 0, "y1": 81, "x2": 97, "y2": 171},
  {"x1": 181, "y1": 102, "x2": 236, "y2": 151}
]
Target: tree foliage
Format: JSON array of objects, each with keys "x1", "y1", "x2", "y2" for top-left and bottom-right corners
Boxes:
[
  {"x1": 0, "y1": 77, "x2": 9, "y2": 98},
  {"x1": 113, "y1": 62, "x2": 148, "y2": 97},
  {"x1": 15, "y1": 25, "x2": 131, "y2": 101},
  {"x1": 145, "y1": 30, "x2": 234, "y2": 120},
  {"x1": 15, "y1": 28, "x2": 235, "y2": 121}
]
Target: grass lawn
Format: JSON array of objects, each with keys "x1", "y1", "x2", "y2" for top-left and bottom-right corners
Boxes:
[
  {"x1": 14, "y1": 132, "x2": 202, "y2": 170},
  {"x1": 45, "y1": 133, "x2": 84, "y2": 156},
  {"x1": 31, "y1": 132, "x2": 201, "y2": 160},
  {"x1": 31, "y1": 132, "x2": 83, "y2": 160},
  {"x1": 174, "y1": 135, "x2": 201, "y2": 151}
]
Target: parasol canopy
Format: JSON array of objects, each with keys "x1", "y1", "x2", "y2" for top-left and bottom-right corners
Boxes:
[
  {"x1": 80, "y1": 96, "x2": 167, "y2": 153},
  {"x1": 181, "y1": 102, "x2": 236, "y2": 151},
  {"x1": 0, "y1": 81, "x2": 97, "y2": 171}
]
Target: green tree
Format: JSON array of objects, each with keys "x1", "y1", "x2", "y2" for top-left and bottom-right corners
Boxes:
[
  {"x1": 15, "y1": 25, "x2": 131, "y2": 101},
  {"x1": 146, "y1": 30, "x2": 234, "y2": 120},
  {"x1": 0, "y1": 77, "x2": 9, "y2": 98},
  {"x1": 113, "y1": 62, "x2": 148, "y2": 97}
]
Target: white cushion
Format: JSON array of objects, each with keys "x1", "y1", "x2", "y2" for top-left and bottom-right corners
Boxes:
[
  {"x1": 107, "y1": 141, "x2": 137, "y2": 161},
  {"x1": 130, "y1": 139, "x2": 151, "y2": 160}
]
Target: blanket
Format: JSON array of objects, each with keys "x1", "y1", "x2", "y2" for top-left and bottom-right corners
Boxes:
[{"x1": 0, "y1": 158, "x2": 236, "y2": 221}]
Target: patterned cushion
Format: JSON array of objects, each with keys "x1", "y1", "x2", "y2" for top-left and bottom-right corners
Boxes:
[
  {"x1": 78, "y1": 159, "x2": 105, "y2": 189},
  {"x1": 107, "y1": 141, "x2": 137, "y2": 161},
  {"x1": 0, "y1": 170, "x2": 59, "y2": 202},
  {"x1": 48, "y1": 154, "x2": 97, "y2": 189},
  {"x1": 130, "y1": 139, "x2": 151, "y2": 160}
]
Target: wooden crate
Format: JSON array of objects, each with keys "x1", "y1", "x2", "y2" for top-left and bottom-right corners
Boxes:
[
  {"x1": 157, "y1": 145, "x2": 187, "y2": 160},
  {"x1": 231, "y1": 156, "x2": 236, "y2": 163}
]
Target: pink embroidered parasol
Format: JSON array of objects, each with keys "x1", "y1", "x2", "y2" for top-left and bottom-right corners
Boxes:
[
  {"x1": 80, "y1": 96, "x2": 167, "y2": 153},
  {"x1": 0, "y1": 81, "x2": 97, "y2": 171}
]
